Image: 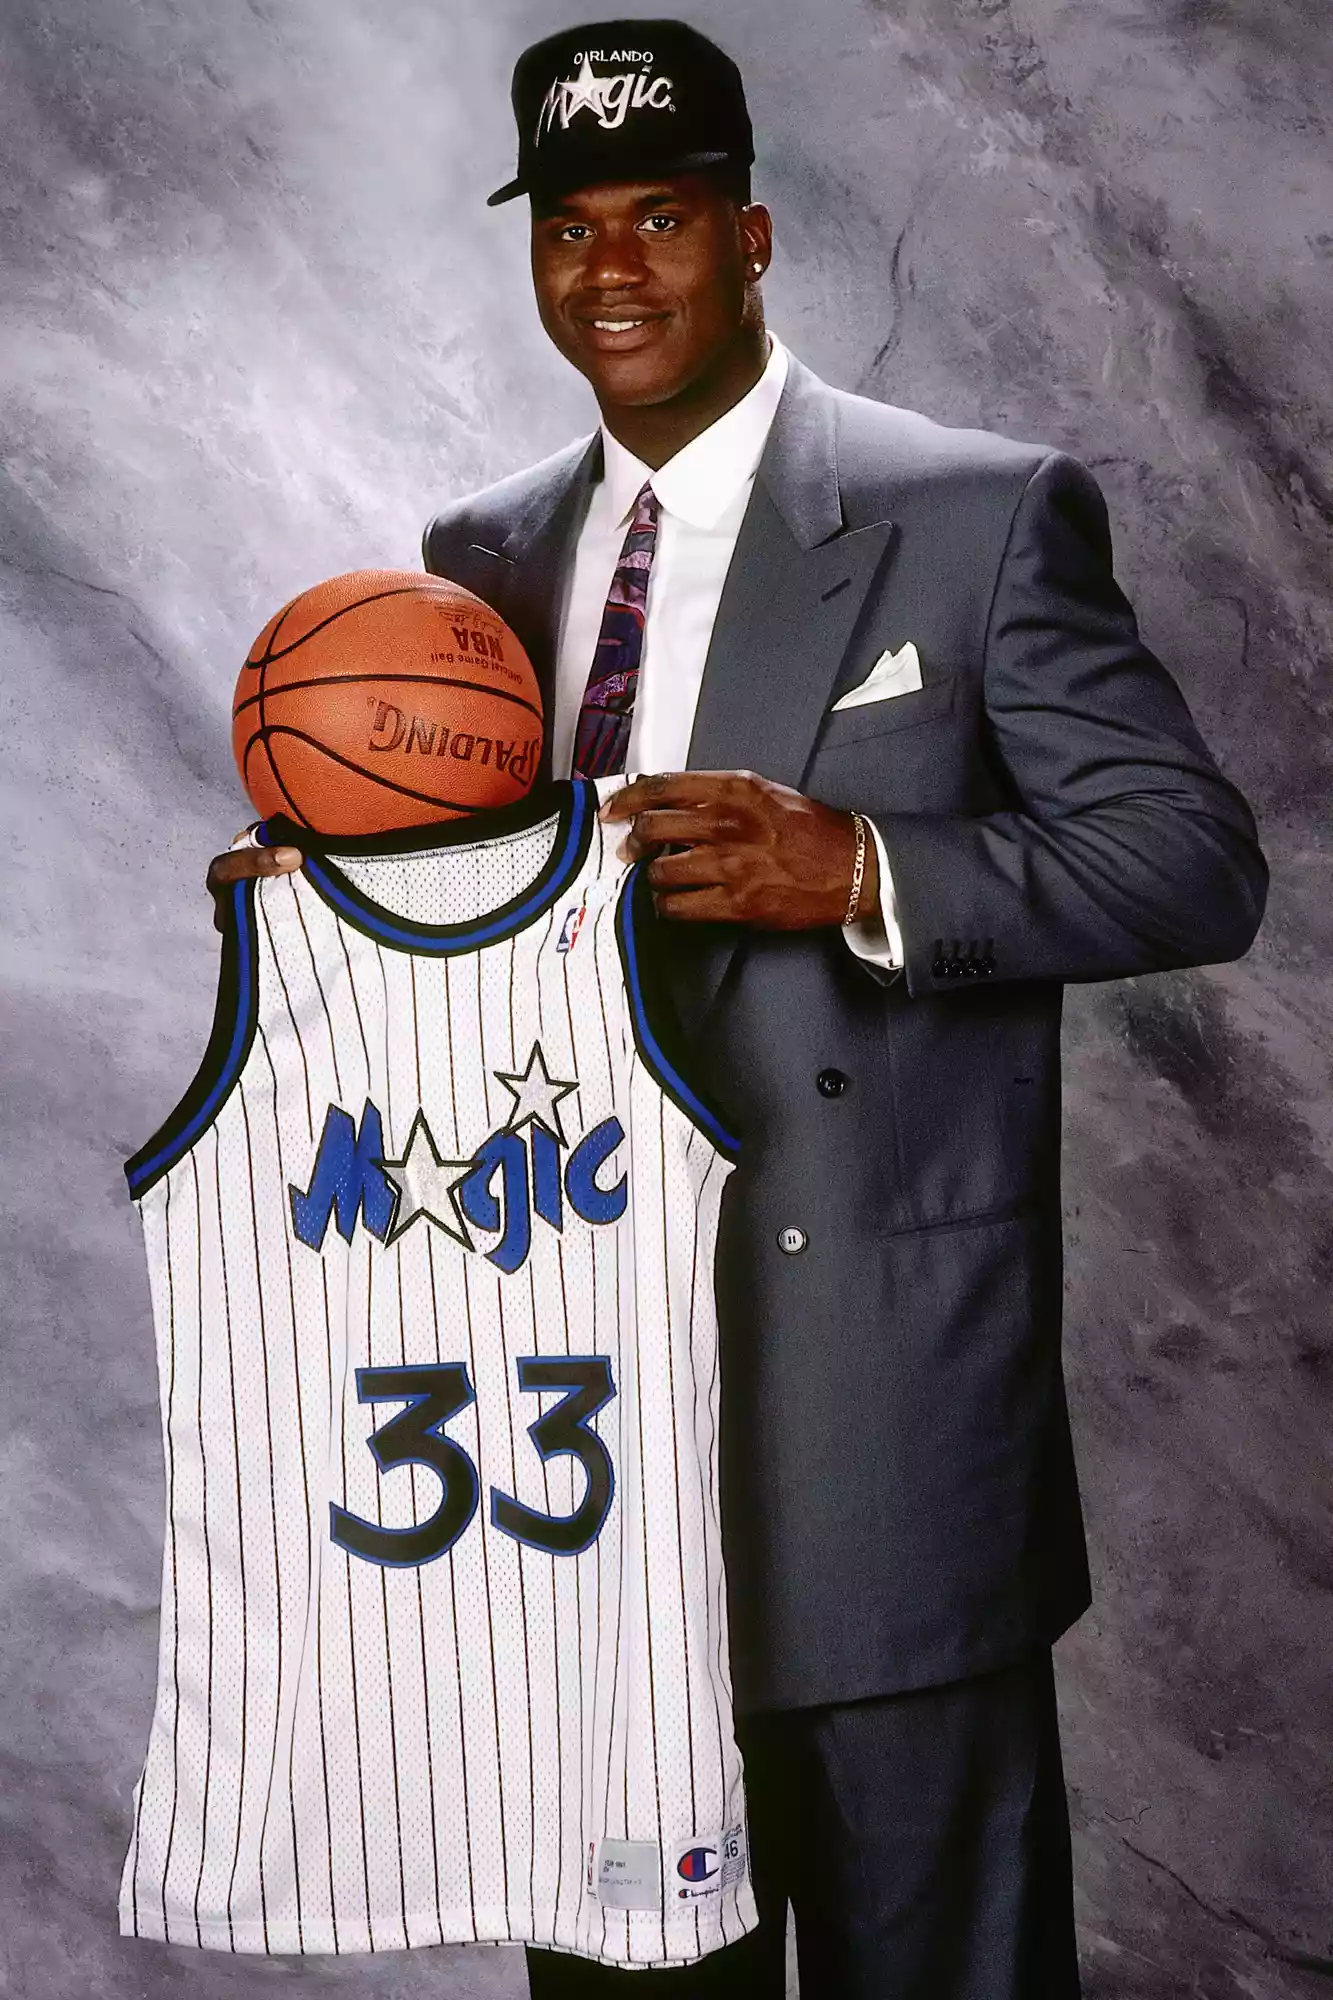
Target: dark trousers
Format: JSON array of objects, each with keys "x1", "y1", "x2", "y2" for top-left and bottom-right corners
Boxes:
[{"x1": 525, "y1": 1649, "x2": 1080, "y2": 1999}]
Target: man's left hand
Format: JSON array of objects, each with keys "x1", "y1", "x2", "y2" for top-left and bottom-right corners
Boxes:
[{"x1": 599, "y1": 771, "x2": 878, "y2": 930}]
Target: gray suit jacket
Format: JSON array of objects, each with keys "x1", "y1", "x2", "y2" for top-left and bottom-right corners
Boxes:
[{"x1": 422, "y1": 351, "x2": 1267, "y2": 1712}]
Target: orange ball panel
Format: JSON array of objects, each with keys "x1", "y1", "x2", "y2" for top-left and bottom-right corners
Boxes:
[
  {"x1": 231, "y1": 568, "x2": 545, "y2": 836},
  {"x1": 245, "y1": 678, "x2": 540, "y2": 827},
  {"x1": 240, "y1": 729, "x2": 521, "y2": 836},
  {"x1": 244, "y1": 569, "x2": 494, "y2": 663},
  {"x1": 237, "y1": 727, "x2": 283, "y2": 818}
]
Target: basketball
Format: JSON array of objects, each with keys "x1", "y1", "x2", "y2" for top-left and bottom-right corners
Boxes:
[{"x1": 232, "y1": 568, "x2": 544, "y2": 836}]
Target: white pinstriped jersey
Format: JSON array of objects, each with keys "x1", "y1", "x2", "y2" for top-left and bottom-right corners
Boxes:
[{"x1": 120, "y1": 776, "x2": 756, "y2": 1966}]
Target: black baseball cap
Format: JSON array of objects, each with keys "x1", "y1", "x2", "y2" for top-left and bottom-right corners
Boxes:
[{"x1": 487, "y1": 19, "x2": 754, "y2": 207}]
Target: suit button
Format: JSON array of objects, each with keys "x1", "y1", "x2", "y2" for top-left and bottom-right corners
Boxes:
[
  {"x1": 817, "y1": 1068, "x2": 848, "y2": 1098},
  {"x1": 777, "y1": 1226, "x2": 808, "y2": 1255}
]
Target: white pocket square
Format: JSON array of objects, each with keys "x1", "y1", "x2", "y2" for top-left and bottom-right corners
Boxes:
[{"x1": 831, "y1": 641, "x2": 923, "y2": 712}]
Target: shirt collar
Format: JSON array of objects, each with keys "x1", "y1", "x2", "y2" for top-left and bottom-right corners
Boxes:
[{"x1": 598, "y1": 332, "x2": 790, "y2": 532}]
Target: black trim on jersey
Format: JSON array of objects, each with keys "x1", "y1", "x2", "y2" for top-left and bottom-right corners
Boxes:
[
  {"x1": 614, "y1": 866, "x2": 742, "y2": 1162},
  {"x1": 259, "y1": 777, "x2": 573, "y2": 858},
  {"x1": 259, "y1": 780, "x2": 596, "y2": 958},
  {"x1": 125, "y1": 879, "x2": 260, "y2": 1198}
]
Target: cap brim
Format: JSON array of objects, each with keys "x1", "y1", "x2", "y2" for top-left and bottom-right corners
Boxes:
[{"x1": 486, "y1": 148, "x2": 740, "y2": 210}]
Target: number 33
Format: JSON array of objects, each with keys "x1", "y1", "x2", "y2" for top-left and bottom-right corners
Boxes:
[{"x1": 330, "y1": 1356, "x2": 617, "y2": 1567}]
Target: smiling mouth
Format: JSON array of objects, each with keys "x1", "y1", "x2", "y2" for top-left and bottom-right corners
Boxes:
[{"x1": 577, "y1": 312, "x2": 668, "y2": 335}]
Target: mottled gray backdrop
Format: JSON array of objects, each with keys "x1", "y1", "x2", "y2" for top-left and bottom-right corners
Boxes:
[{"x1": 2, "y1": 1, "x2": 1329, "y2": 1994}]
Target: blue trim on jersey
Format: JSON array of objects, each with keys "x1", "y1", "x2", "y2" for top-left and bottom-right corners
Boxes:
[
  {"x1": 298, "y1": 781, "x2": 594, "y2": 956},
  {"x1": 125, "y1": 879, "x2": 259, "y2": 1196},
  {"x1": 616, "y1": 869, "x2": 741, "y2": 1161}
]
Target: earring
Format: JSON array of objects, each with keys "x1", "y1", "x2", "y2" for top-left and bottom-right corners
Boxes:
[{"x1": 751, "y1": 261, "x2": 763, "y2": 275}]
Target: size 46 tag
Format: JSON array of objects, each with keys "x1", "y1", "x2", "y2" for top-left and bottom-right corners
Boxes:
[{"x1": 670, "y1": 1823, "x2": 748, "y2": 1902}]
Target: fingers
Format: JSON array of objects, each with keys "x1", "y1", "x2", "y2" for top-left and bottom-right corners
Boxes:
[
  {"x1": 599, "y1": 770, "x2": 757, "y2": 820},
  {"x1": 642, "y1": 843, "x2": 745, "y2": 924},
  {"x1": 645, "y1": 845, "x2": 731, "y2": 889},
  {"x1": 614, "y1": 808, "x2": 739, "y2": 863},
  {"x1": 206, "y1": 845, "x2": 303, "y2": 892},
  {"x1": 629, "y1": 808, "x2": 734, "y2": 847},
  {"x1": 207, "y1": 843, "x2": 303, "y2": 929}
]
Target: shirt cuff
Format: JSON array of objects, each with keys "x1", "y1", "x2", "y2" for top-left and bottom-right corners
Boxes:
[{"x1": 841, "y1": 817, "x2": 904, "y2": 978}]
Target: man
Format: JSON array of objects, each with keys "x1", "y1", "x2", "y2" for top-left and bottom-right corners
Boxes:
[{"x1": 209, "y1": 18, "x2": 1268, "y2": 1995}]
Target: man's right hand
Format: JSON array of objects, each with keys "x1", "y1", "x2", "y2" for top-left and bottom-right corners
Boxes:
[{"x1": 206, "y1": 836, "x2": 304, "y2": 932}]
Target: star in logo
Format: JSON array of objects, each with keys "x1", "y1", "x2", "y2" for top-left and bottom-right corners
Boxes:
[
  {"x1": 559, "y1": 53, "x2": 612, "y2": 124},
  {"x1": 493, "y1": 1041, "x2": 579, "y2": 1144},
  {"x1": 375, "y1": 1109, "x2": 475, "y2": 1249}
]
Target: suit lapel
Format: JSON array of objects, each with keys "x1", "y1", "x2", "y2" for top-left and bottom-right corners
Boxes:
[
  {"x1": 461, "y1": 432, "x2": 602, "y2": 781},
  {"x1": 683, "y1": 354, "x2": 898, "y2": 1016}
]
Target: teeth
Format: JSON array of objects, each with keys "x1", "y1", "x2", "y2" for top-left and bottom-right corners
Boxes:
[{"x1": 592, "y1": 319, "x2": 646, "y2": 330}]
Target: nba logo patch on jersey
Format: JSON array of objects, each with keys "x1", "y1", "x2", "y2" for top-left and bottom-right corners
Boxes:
[
  {"x1": 556, "y1": 893, "x2": 587, "y2": 953},
  {"x1": 556, "y1": 872, "x2": 619, "y2": 953}
]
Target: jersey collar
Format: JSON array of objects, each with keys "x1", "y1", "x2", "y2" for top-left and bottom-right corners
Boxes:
[{"x1": 259, "y1": 779, "x2": 597, "y2": 955}]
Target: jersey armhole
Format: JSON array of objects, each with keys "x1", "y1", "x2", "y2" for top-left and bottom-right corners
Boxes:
[
  {"x1": 124, "y1": 879, "x2": 261, "y2": 1199},
  {"x1": 614, "y1": 865, "x2": 741, "y2": 1162}
]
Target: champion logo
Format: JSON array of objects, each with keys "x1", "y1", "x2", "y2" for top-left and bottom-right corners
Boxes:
[
  {"x1": 535, "y1": 53, "x2": 674, "y2": 142},
  {"x1": 676, "y1": 1845, "x2": 718, "y2": 1883}
]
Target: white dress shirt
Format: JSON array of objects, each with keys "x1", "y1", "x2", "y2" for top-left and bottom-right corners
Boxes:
[{"x1": 550, "y1": 330, "x2": 903, "y2": 972}]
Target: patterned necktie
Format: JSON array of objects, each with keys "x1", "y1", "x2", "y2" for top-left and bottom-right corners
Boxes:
[{"x1": 572, "y1": 480, "x2": 660, "y2": 779}]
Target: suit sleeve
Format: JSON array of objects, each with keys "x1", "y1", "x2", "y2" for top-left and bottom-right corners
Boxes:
[
  {"x1": 866, "y1": 452, "x2": 1268, "y2": 993},
  {"x1": 422, "y1": 508, "x2": 453, "y2": 576}
]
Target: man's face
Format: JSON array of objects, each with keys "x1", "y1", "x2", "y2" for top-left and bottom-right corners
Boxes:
[{"x1": 529, "y1": 172, "x2": 767, "y2": 408}]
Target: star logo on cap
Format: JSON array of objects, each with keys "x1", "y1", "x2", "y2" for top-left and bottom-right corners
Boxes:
[
  {"x1": 560, "y1": 54, "x2": 612, "y2": 123},
  {"x1": 534, "y1": 51, "x2": 675, "y2": 143}
]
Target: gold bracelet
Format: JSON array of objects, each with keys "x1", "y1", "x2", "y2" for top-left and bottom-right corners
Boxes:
[{"x1": 842, "y1": 810, "x2": 867, "y2": 926}]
